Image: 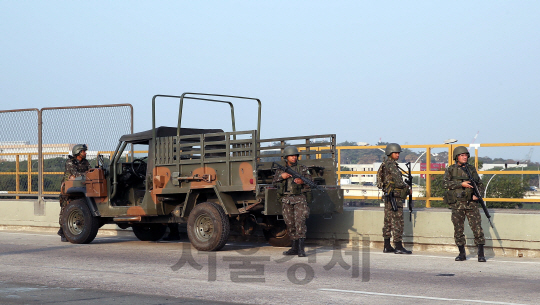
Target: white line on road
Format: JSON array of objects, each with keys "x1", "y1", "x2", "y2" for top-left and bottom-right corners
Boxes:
[{"x1": 319, "y1": 288, "x2": 528, "y2": 305}]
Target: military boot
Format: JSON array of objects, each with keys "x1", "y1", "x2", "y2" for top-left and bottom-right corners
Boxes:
[
  {"x1": 478, "y1": 244, "x2": 486, "y2": 262},
  {"x1": 394, "y1": 241, "x2": 412, "y2": 254},
  {"x1": 383, "y1": 238, "x2": 395, "y2": 253},
  {"x1": 57, "y1": 228, "x2": 67, "y2": 242},
  {"x1": 283, "y1": 240, "x2": 299, "y2": 255},
  {"x1": 297, "y1": 238, "x2": 306, "y2": 257},
  {"x1": 455, "y1": 245, "x2": 466, "y2": 261}
]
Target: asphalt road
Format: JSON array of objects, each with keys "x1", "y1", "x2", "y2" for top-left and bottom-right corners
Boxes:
[{"x1": 0, "y1": 230, "x2": 538, "y2": 305}]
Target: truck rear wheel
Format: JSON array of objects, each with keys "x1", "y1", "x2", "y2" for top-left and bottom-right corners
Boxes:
[
  {"x1": 187, "y1": 202, "x2": 230, "y2": 251},
  {"x1": 263, "y1": 219, "x2": 291, "y2": 247},
  {"x1": 62, "y1": 198, "x2": 100, "y2": 244},
  {"x1": 132, "y1": 224, "x2": 167, "y2": 241}
]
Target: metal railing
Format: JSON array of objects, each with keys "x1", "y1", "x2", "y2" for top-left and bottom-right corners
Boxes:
[
  {"x1": 3, "y1": 126, "x2": 540, "y2": 207},
  {"x1": 0, "y1": 151, "x2": 145, "y2": 197},
  {"x1": 337, "y1": 143, "x2": 540, "y2": 208}
]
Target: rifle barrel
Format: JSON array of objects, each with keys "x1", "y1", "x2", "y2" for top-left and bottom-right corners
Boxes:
[{"x1": 461, "y1": 164, "x2": 494, "y2": 228}]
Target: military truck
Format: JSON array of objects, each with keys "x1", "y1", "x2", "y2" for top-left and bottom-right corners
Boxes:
[{"x1": 62, "y1": 93, "x2": 343, "y2": 251}]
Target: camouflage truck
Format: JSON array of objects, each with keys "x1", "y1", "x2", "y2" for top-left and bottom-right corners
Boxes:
[{"x1": 62, "y1": 93, "x2": 343, "y2": 251}]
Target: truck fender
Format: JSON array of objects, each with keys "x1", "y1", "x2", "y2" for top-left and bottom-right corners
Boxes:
[
  {"x1": 64, "y1": 187, "x2": 100, "y2": 217},
  {"x1": 84, "y1": 197, "x2": 101, "y2": 217}
]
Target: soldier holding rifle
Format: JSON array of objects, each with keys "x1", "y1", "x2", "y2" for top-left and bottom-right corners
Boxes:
[
  {"x1": 376, "y1": 143, "x2": 412, "y2": 254},
  {"x1": 443, "y1": 146, "x2": 486, "y2": 262},
  {"x1": 272, "y1": 146, "x2": 313, "y2": 257}
]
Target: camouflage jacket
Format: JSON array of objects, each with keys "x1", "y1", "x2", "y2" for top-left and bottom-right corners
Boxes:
[
  {"x1": 443, "y1": 163, "x2": 484, "y2": 209},
  {"x1": 62, "y1": 156, "x2": 90, "y2": 183},
  {"x1": 377, "y1": 158, "x2": 408, "y2": 192},
  {"x1": 272, "y1": 163, "x2": 312, "y2": 197}
]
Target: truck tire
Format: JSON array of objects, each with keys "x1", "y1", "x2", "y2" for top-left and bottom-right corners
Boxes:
[
  {"x1": 187, "y1": 202, "x2": 230, "y2": 251},
  {"x1": 132, "y1": 224, "x2": 167, "y2": 241},
  {"x1": 263, "y1": 219, "x2": 291, "y2": 247},
  {"x1": 62, "y1": 198, "x2": 100, "y2": 244}
]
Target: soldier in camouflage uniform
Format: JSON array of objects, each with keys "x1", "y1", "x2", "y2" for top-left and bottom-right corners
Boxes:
[
  {"x1": 272, "y1": 146, "x2": 313, "y2": 257},
  {"x1": 376, "y1": 143, "x2": 412, "y2": 254},
  {"x1": 443, "y1": 146, "x2": 486, "y2": 262},
  {"x1": 58, "y1": 144, "x2": 90, "y2": 242}
]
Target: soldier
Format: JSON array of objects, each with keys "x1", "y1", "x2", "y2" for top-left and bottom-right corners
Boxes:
[
  {"x1": 376, "y1": 143, "x2": 412, "y2": 254},
  {"x1": 58, "y1": 144, "x2": 90, "y2": 242},
  {"x1": 443, "y1": 146, "x2": 486, "y2": 262},
  {"x1": 272, "y1": 146, "x2": 313, "y2": 257}
]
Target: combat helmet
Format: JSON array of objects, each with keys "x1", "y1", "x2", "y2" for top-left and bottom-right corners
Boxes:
[
  {"x1": 385, "y1": 143, "x2": 402, "y2": 156},
  {"x1": 452, "y1": 146, "x2": 470, "y2": 161},
  {"x1": 283, "y1": 146, "x2": 299, "y2": 158},
  {"x1": 72, "y1": 144, "x2": 88, "y2": 156}
]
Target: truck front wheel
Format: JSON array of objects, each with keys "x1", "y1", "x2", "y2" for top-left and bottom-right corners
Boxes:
[
  {"x1": 62, "y1": 198, "x2": 100, "y2": 244},
  {"x1": 187, "y1": 202, "x2": 230, "y2": 251}
]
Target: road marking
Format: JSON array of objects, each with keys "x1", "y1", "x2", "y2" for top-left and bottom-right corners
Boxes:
[{"x1": 319, "y1": 288, "x2": 527, "y2": 305}]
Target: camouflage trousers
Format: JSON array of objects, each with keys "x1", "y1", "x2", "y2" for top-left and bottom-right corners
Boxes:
[
  {"x1": 382, "y1": 197, "x2": 404, "y2": 242},
  {"x1": 59, "y1": 195, "x2": 69, "y2": 228},
  {"x1": 281, "y1": 194, "x2": 310, "y2": 240},
  {"x1": 451, "y1": 207, "x2": 485, "y2": 246}
]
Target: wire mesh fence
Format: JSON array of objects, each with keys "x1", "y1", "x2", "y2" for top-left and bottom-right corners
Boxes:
[
  {"x1": 0, "y1": 109, "x2": 39, "y2": 198},
  {"x1": 0, "y1": 105, "x2": 132, "y2": 199}
]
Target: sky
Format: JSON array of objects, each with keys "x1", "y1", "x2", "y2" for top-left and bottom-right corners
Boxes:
[{"x1": 1, "y1": 1, "x2": 539, "y2": 161}]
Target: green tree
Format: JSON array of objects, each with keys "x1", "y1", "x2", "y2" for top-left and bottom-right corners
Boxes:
[
  {"x1": 428, "y1": 161, "x2": 525, "y2": 209},
  {"x1": 482, "y1": 167, "x2": 527, "y2": 209}
]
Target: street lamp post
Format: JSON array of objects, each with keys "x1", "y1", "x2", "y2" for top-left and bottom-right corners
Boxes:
[{"x1": 484, "y1": 164, "x2": 508, "y2": 197}]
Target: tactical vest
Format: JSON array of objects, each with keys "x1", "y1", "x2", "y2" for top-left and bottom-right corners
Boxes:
[
  {"x1": 276, "y1": 164, "x2": 304, "y2": 196},
  {"x1": 275, "y1": 164, "x2": 313, "y2": 203},
  {"x1": 444, "y1": 165, "x2": 475, "y2": 206},
  {"x1": 377, "y1": 159, "x2": 408, "y2": 199}
]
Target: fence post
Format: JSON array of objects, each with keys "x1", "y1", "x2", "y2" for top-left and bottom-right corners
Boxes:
[
  {"x1": 337, "y1": 147, "x2": 341, "y2": 184},
  {"x1": 15, "y1": 155, "x2": 20, "y2": 200},
  {"x1": 425, "y1": 147, "x2": 432, "y2": 208},
  {"x1": 27, "y1": 154, "x2": 32, "y2": 194},
  {"x1": 38, "y1": 109, "x2": 44, "y2": 209}
]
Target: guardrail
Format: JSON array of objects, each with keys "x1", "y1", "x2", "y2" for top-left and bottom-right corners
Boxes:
[
  {"x1": 0, "y1": 151, "x2": 140, "y2": 198},
  {"x1": 3, "y1": 141, "x2": 540, "y2": 207}
]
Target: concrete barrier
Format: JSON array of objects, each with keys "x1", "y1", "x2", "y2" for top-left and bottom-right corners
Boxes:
[
  {"x1": 307, "y1": 207, "x2": 540, "y2": 258},
  {"x1": 1, "y1": 200, "x2": 539, "y2": 257},
  {"x1": 0, "y1": 200, "x2": 120, "y2": 233}
]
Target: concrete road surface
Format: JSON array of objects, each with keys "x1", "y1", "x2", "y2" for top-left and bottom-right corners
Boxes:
[{"x1": 0, "y1": 230, "x2": 538, "y2": 305}]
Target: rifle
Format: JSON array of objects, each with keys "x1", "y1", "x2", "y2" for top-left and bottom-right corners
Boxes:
[
  {"x1": 271, "y1": 162, "x2": 324, "y2": 191},
  {"x1": 460, "y1": 164, "x2": 494, "y2": 228},
  {"x1": 384, "y1": 188, "x2": 398, "y2": 212},
  {"x1": 400, "y1": 162, "x2": 413, "y2": 221}
]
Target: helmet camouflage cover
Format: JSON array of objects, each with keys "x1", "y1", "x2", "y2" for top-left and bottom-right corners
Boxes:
[
  {"x1": 283, "y1": 146, "x2": 299, "y2": 158},
  {"x1": 452, "y1": 146, "x2": 470, "y2": 161},
  {"x1": 385, "y1": 143, "x2": 402, "y2": 156},
  {"x1": 72, "y1": 144, "x2": 88, "y2": 156}
]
